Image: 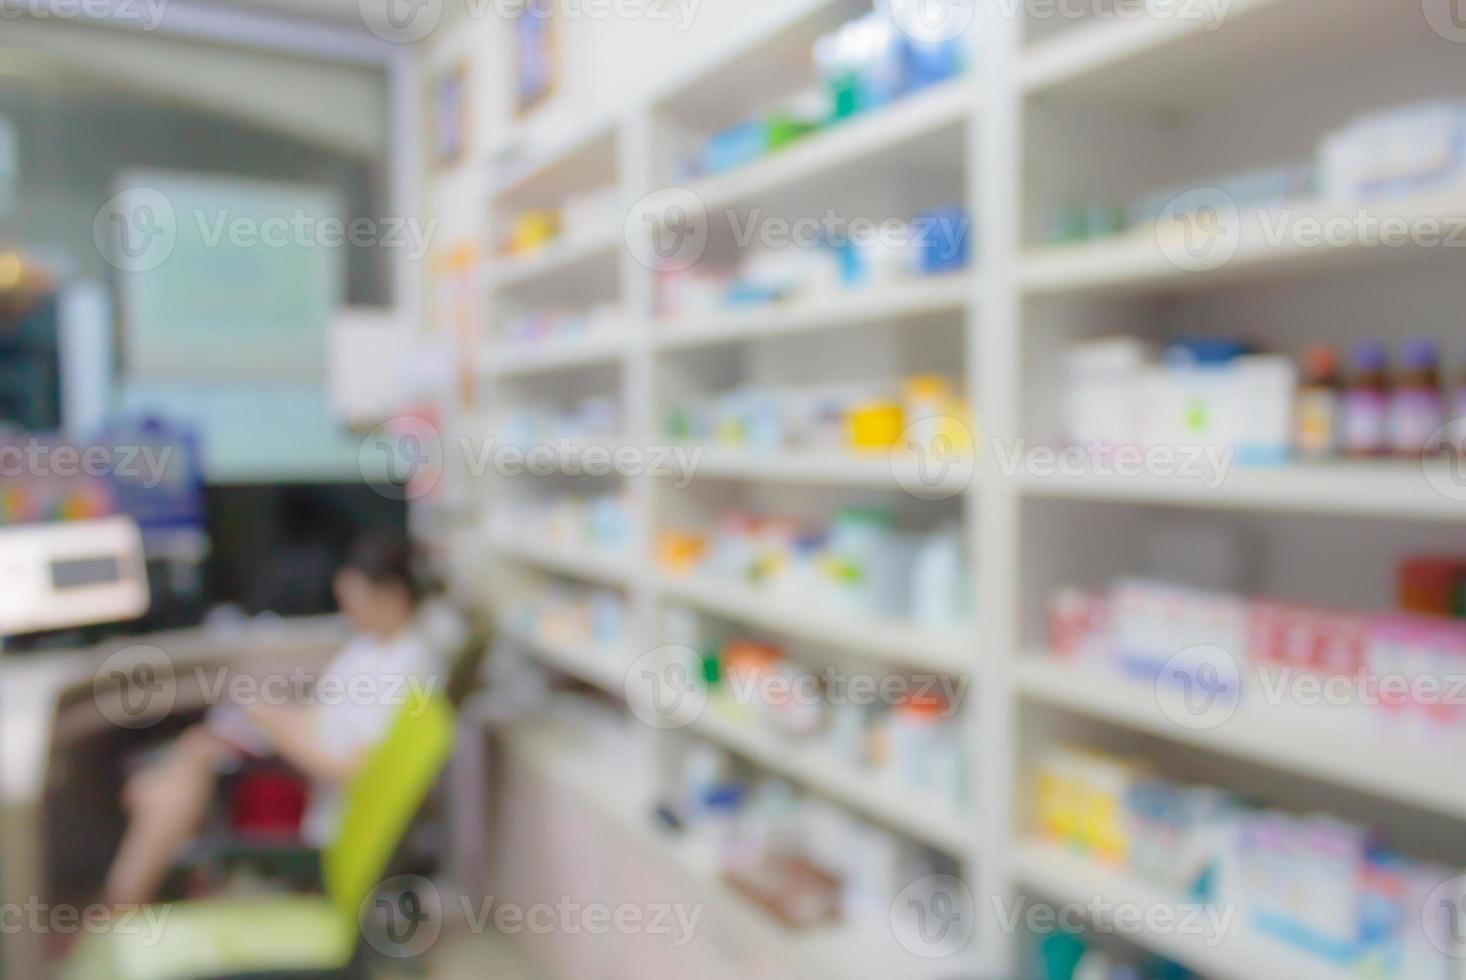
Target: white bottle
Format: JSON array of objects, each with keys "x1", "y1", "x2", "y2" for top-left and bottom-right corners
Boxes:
[{"x1": 910, "y1": 524, "x2": 970, "y2": 629}]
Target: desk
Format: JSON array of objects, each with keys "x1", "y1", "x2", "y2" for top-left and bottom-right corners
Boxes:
[{"x1": 0, "y1": 616, "x2": 344, "y2": 978}]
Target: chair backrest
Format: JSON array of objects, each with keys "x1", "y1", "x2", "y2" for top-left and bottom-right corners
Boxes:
[{"x1": 321, "y1": 689, "x2": 455, "y2": 923}]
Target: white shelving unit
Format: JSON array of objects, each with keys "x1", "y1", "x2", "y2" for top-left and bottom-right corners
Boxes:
[{"x1": 454, "y1": 0, "x2": 1466, "y2": 976}]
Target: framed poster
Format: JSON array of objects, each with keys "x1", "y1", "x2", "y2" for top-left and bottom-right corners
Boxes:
[
  {"x1": 433, "y1": 63, "x2": 468, "y2": 168},
  {"x1": 514, "y1": 4, "x2": 557, "y2": 116}
]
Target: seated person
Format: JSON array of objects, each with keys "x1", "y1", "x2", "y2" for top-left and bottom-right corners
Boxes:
[{"x1": 103, "y1": 529, "x2": 441, "y2": 907}]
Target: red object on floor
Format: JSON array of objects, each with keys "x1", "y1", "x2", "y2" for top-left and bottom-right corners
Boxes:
[{"x1": 230, "y1": 771, "x2": 308, "y2": 838}]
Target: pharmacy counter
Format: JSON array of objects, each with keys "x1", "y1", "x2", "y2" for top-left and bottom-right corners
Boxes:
[{"x1": 0, "y1": 616, "x2": 344, "y2": 977}]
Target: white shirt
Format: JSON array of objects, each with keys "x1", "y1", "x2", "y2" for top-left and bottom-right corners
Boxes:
[{"x1": 300, "y1": 626, "x2": 440, "y2": 845}]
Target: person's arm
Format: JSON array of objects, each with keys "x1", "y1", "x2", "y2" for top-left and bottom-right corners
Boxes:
[{"x1": 243, "y1": 703, "x2": 364, "y2": 783}]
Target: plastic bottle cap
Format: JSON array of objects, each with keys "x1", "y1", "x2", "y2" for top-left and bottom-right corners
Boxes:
[
  {"x1": 1401, "y1": 338, "x2": 1440, "y2": 369},
  {"x1": 1300, "y1": 345, "x2": 1339, "y2": 378},
  {"x1": 1350, "y1": 340, "x2": 1389, "y2": 371}
]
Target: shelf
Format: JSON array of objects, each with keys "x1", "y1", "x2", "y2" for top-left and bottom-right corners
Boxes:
[
  {"x1": 653, "y1": 274, "x2": 970, "y2": 350},
  {"x1": 1019, "y1": 183, "x2": 1466, "y2": 297},
  {"x1": 500, "y1": 717, "x2": 953, "y2": 980},
  {"x1": 683, "y1": 78, "x2": 976, "y2": 213},
  {"x1": 1021, "y1": 0, "x2": 1426, "y2": 107},
  {"x1": 1018, "y1": 459, "x2": 1466, "y2": 523},
  {"x1": 478, "y1": 333, "x2": 626, "y2": 377},
  {"x1": 487, "y1": 227, "x2": 621, "y2": 291},
  {"x1": 1015, "y1": 657, "x2": 1466, "y2": 821},
  {"x1": 513, "y1": 629, "x2": 974, "y2": 853},
  {"x1": 657, "y1": 573, "x2": 972, "y2": 674},
  {"x1": 486, "y1": 119, "x2": 619, "y2": 202},
  {"x1": 509, "y1": 629, "x2": 631, "y2": 694},
  {"x1": 1014, "y1": 842, "x2": 1358, "y2": 980},
  {"x1": 691, "y1": 705, "x2": 971, "y2": 855},
  {"x1": 488, "y1": 534, "x2": 633, "y2": 586}
]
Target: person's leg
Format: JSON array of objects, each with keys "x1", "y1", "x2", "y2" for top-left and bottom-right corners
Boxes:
[{"x1": 104, "y1": 728, "x2": 224, "y2": 907}]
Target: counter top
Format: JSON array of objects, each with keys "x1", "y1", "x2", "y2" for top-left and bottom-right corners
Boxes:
[{"x1": 0, "y1": 616, "x2": 345, "y2": 806}]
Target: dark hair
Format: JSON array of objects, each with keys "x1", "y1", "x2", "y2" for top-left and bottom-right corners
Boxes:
[{"x1": 341, "y1": 528, "x2": 423, "y2": 604}]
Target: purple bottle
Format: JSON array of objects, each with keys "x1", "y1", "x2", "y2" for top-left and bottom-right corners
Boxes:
[
  {"x1": 1389, "y1": 339, "x2": 1445, "y2": 457},
  {"x1": 1342, "y1": 341, "x2": 1391, "y2": 457},
  {"x1": 1451, "y1": 344, "x2": 1466, "y2": 457}
]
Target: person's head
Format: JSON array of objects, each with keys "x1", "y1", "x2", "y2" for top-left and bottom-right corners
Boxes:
[{"x1": 334, "y1": 529, "x2": 420, "y2": 637}]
